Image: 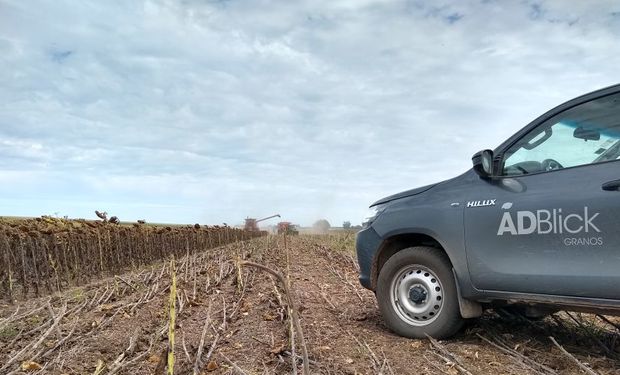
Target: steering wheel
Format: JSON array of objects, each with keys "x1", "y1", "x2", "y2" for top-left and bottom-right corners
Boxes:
[{"x1": 541, "y1": 158, "x2": 563, "y2": 171}]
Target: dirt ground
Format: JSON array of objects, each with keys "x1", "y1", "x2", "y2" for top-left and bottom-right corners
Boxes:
[{"x1": 1, "y1": 234, "x2": 620, "y2": 374}]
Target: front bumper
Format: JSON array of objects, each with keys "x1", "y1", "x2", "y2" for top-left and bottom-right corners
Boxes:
[{"x1": 355, "y1": 226, "x2": 383, "y2": 290}]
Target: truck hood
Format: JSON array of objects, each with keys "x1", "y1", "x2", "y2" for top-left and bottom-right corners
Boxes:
[{"x1": 371, "y1": 182, "x2": 439, "y2": 207}]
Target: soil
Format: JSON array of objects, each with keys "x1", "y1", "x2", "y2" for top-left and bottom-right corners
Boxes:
[{"x1": 1, "y1": 234, "x2": 620, "y2": 374}]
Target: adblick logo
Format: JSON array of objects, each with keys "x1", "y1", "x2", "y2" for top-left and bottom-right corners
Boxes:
[{"x1": 497, "y1": 204, "x2": 601, "y2": 236}]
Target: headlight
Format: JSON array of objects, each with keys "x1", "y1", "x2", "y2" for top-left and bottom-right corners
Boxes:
[{"x1": 362, "y1": 203, "x2": 388, "y2": 227}]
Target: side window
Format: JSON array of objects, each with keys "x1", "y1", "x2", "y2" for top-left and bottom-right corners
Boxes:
[{"x1": 502, "y1": 93, "x2": 620, "y2": 176}]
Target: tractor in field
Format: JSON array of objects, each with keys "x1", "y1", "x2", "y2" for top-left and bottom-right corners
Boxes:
[{"x1": 277, "y1": 221, "x2": 298, "y2": 235}]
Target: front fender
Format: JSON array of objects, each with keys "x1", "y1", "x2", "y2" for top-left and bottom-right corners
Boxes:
[{"x1": 370, "y1": 196, "x2": 475, "y2": 297}]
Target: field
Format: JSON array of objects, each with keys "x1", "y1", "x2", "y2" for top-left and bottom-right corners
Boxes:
[
  {"x1": 0, "y1": 216, "x2": 260, "y2": 300},
  {"x1": 1, "y1": 229, "x2": 620, "y2": 374}
]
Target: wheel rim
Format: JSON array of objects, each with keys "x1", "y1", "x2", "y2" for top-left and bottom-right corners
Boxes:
[{"x1": 389, "y1": 265, "x2": 444, "y2": 326}]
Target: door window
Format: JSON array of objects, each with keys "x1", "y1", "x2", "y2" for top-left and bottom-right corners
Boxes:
[{"x1": 502, "y1": 93, "x2": 620, "y2": 176}]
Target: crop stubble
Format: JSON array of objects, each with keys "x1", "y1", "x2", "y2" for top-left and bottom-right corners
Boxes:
[{"x1": 1, "y1": 231, "x2": 620, "y2": 374}]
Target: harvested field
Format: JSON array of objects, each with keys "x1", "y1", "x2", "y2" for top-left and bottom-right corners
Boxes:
[{"x1": 1, "y1": 233, "x2": 620, "y2": 374}]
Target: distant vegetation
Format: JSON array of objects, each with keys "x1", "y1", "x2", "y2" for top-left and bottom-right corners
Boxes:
[
  {"x1": 0, "y1": 216, "x2": 263, "y2": 301},
  {"x1": 312, "y1": 219, "x2": 331, "y2": 234}
]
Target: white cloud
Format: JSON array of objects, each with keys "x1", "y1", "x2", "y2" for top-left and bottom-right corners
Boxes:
[{"x1": 1, "y1": 0, "x2": 620, "y2": 225}]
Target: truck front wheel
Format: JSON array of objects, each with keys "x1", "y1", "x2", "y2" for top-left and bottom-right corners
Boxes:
[{"x1": 376, "y1": 246, "x2": 464, "y2": 339}]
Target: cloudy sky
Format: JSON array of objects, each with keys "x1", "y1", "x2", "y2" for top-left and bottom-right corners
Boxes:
[{"x1": 1, "y1": 0, "x2": 619, "y2": 227}]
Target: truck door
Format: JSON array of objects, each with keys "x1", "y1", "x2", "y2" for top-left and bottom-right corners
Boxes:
[{"x1": 464, "y1": 92, "x2": 620, "y2": 299}]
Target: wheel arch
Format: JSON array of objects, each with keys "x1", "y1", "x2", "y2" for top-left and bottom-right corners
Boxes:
[
  {"x1": 370, "y1": 232, "x2": 449, "y2": 291},
  {"x1": 370, "y1": 231, "x2": 483, "y2": 319}
]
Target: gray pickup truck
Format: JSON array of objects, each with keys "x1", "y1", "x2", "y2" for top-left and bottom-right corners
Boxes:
[{"x1": 356, "y1": 84, "x2": 620, "y2": 339}]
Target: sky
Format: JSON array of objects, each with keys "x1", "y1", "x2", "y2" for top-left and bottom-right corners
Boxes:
[{"x1": 1, "y1": 0, "x2": 620, "y2": 227}]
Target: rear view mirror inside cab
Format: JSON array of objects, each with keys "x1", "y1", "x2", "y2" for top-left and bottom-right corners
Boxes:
[
  {"x1": 522, "y1": 128, "x2": 552, "y2": 150},
  {"x1": 574, "y1": 126, "x2": 601, "y2": 141}
]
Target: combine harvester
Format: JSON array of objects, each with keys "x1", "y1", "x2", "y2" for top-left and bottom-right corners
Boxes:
[{"x1": 244, "y1": 214, "x2": 280, "y2": 231}]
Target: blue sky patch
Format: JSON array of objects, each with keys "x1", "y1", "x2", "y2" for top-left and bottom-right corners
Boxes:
[
  {"x1": 445, "y1": 12, "x2": 464, "y2": 24},
  {"x1": 50, "y1": 49, "x2": 73, "y2": 63}
]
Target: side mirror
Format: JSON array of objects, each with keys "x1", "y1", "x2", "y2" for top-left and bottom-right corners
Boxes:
[
  {"x1": 472, "y1": 149, "x2": 494, "y2": 178},
  {"x1": 573, "y1": 126, "x2": 600, "y2": 141}
]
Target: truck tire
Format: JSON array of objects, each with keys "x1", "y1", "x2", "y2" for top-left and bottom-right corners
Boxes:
[{"x1": 376, "y1": 246, "x2": 464, "y2": 339}]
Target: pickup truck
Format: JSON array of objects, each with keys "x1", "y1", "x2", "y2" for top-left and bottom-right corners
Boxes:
[{"x1": 356, "y1": 84, "x2": 620, "y2": 338}]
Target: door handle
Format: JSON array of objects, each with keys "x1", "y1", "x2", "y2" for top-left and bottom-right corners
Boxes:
[{"x1": 602, "y1": 179, "x2": 620, "y2": 191}]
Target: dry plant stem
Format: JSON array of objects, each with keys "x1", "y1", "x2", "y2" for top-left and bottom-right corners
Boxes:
[
  {"x1": 205, "y1": 327, "x2": 221, "y2": 364},
  {"x1": 228, "y1": 272, "x2": 250, "y2": 320},
  {"x1": 95, "y1": 285, "x2": 112, "y2": 306},
  {"x1": 0, "y1": 306, "x2": 19, "y2": 325},
  {"x1": 158, "y1": 262, "x2": 167, "y2": 281},
  {"x1": 252, "y1": 336, "x2": 272, "y2": 347},
  {"x1": 241, "y1": 261, "x2": 310, "y2": 375},
  {"x1": 88, "y1": 289, "x2": 101, "y2": 309},
  {"x1": 46, "y1": 301, "x2": 63, "y2": 336},
  {"x1": 596, "y1": 314, "x2": 620, "y2": 331},
  {"x1": 192, "y1": 267, "x2": 197, "y2": 301},
  {"x1": 93, "y1": 359, "x2": 105, "y2": 375},
  {"x1": 100, "y1": 287, "x2": 116, "y2": 305},
  {"x1": 38, "y1": 317, "x2": 79, "y2": 359},
  {"x1": 549, "y1": 336, "x2": 599, "y2": 375},
  {"x1": 327, "y1": 264, "x2": 364, "y2": 302},
  {"x1": 193, "y1": 301, "x2": 213, "y2": 375},
  {"x1": 379, "y1": 349, "x2": 395, "y2": 375},
  {"x1": 11, "y1": 319, "x2": 51, "y2": 348},
  {"x1": 284, "y1": 237, "x2": 298, "y2": 375},
  {"x1": 96, "y1": 309, "x2": 123, "y2": 331},
  {"x1": 475, "y1": 333, "x2": 554, "y2": 375},
  {"x1": 144, "y1": 266, "x2": 155, "y2": 285},
  {"x1": 203, "y1": 297, "x2": 229, "y2": 367},
  {"x1": 426, "y1": 334, "x2": 473, "y2": 375},
  {"x1": 319, "y1": 292, "x2": 337, "y2": 311},
  {"x1": 114, "y1": 275, "x2": 138, "y2": 292},
  {"x1": 2, "y1": 302, "x2": 68, "y2": 372},
  {"x1": 7, "y1": 328, "x2": 26, "y2": 347},
  {"x1": 128, "y1": 287, "x2": 153, "y2": 315},
  {"x1": 220, "y1": 295, "x2": 227, "y2": 330},
  {"x1": 380, "y1": 357, "x2": 395, "y2": 375},
  {"x1": 66, "y1": 298, "x2": 89, "y2": 316},
  {"x1": 176, "y1": 289, "x2": 185, "y2": 315},
  {"x1": 182, "y1": 334, "x2": 192, "y2": 363},
  {"x1": 282, "y1": 351, "x2": 322, "y2": 368},
  {"x1": 220, "y1": 353, "x2": 248, "y2": 375},
  {"x1": 565, "y1": 312, "x2": 613, "y2": 356},
  {"x1": 364, "y1": 341, "x2": 381, "y2": 369},
  {"x1": 423, "y1": 353, "x2": 451, "y2": 375},
  {"x1": 271, "y1": 281, "x2": 284, "y2": 314},
  {"x1": 107, "y1": 328, "x2": 163, "y2": 375},
  {"x1": 235, "y1": 254, "x2": 244, "y2": 292},
  {"x1": 0, "y1": 305, "x2": 45, "y2": 330},
  {"x1": 430, "y1": 351, "x2": 466, "y2": 374},
  {"x1": 110, "y1": 331, "x2": 139, "y2": 368},
  {"x1": 290, "y1": 308, "x2": 297, "y2": 375},
  {"x1": 349, "y1": 332, "x2": 382, "y2": 372},
  {"x1": 167, "y1": 258, "x2": 177, "y2": 375}
]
